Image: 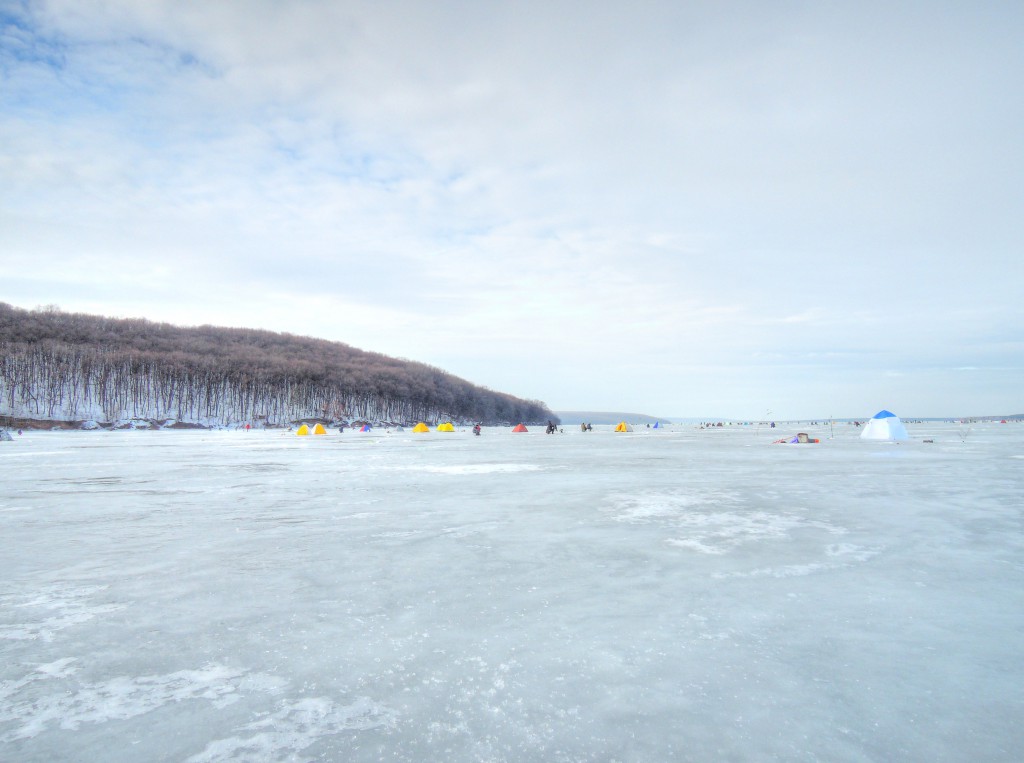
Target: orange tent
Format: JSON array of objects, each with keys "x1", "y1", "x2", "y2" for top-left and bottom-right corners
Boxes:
[{"x1": 512, "y1": 423, "x2": 528, "y2": 433}]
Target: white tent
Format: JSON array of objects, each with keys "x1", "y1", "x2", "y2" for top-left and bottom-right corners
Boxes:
[{"x1": 860, "y1": 410, "x2": 910, "y2": 441}]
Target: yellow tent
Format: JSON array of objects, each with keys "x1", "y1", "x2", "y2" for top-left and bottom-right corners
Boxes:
[
  {"x1": 313, "y1": 423, "x2": 327, "y2": 435},
  {"x1": 437, "y1": 422, "x2": 455, "y2": 432},
  {"x1": 614, "y1": 422, "x2": 633, "y2": 432},
  {"x1": 412, "y1": 422, "x2": 430, "y2": 433},
  {"x1": 296, "y1": 424, "x2": 310, "y2": 436}
]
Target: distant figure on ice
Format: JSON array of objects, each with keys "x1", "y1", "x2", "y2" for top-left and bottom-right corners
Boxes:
[
  {"x1": 546, "y1": 421, "x2": 557, "y2": 434},
  {"x1": 473, "y1": 424, "x2": 481, "y2": 436}
]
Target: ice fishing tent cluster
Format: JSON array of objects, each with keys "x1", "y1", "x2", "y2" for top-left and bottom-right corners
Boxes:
[
  {"x1": 295, "y1": 423, "x2": 328, "y2": 436},
  {"x1": 860, "y1": 410, "x2": 909, "y2": 441}
]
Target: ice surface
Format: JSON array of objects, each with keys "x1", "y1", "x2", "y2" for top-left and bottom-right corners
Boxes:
[{"x1": 2, "y1": 423, "x2": 1022, "y2": 761}]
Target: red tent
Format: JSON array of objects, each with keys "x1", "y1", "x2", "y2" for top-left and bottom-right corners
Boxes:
[{"x1": 512, "y1": 423, "x2": 528, "y2": 433}]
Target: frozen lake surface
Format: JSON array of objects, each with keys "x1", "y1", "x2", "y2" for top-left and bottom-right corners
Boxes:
[{"x1": 2, "y1": 423, "x2": 1022, "y2": 761}]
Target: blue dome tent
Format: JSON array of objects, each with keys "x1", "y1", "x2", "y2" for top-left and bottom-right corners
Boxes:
[{"x1": 860, "y1": 410, "x2": 910, "y2": 441}]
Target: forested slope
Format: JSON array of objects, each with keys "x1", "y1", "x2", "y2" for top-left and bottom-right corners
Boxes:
[{"x1": 0, "y1": 303, "x2": 555, "y2": 427}]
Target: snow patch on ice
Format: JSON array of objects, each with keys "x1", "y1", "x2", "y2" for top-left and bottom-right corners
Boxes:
[
  {"x1": 0, "y1": 584, "x2": 125, "y2": 642},
  {"x1": 825, "y1": 543, "x2": 881, "y2": 561},
  {"x1": 34, "y1": 657, "x2": 79, "y2": 679},
  {"x1": 185, "y1": 696, "x2": 395, "y2": 762},
  {"x1": 412, "y1": 463, "x2": 544, "y2": 475},
  {"x1": 714, "y1": 544, "x2": 883, "y2": 578},
  {"x1": 607, "y1": 492, "x2": 847, "y2": 554},
  {"x1": 666, "y1": 511, "x2": 844, "y2": 554},
  {"x1": 0, "y1": 663, "x2": 246, "y2": 742},
  {"x1": 610, "y1": 490, "x2": 741, "y2": 523},
  {"x1": 0, "y1": 658, "x2": 78, "y2": 704}
]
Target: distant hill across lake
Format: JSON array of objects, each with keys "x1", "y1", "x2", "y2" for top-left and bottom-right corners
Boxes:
[{"x1": 555, "y1": 411, "x2": 673, "y2": 426}]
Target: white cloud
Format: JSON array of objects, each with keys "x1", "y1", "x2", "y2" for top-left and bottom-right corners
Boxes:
[{"x1": 1, "y1": 0, "x2": 1022, "y2": 417}]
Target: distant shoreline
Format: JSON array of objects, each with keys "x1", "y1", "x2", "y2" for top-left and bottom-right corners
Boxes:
[{"x1": 4, "y1": 415, "x2": 1019, "y2": 432}]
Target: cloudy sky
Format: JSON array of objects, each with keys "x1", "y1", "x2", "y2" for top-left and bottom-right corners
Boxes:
[{"x1": 2, "y1": 1, "x2": 1021, "y2": 419}]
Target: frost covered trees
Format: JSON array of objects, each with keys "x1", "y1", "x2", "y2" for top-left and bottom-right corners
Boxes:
[{"x1": 0, "y1": 303, "x2": 555, "y2": 426}]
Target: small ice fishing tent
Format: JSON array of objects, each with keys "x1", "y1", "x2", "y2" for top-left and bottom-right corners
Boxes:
[
  {"x1": 296, "y1": 424, "x2": 310, "y2": 436},
  {"x1": 313, "y1": 423, "x2": 327, "y2": 435},
  {"x1": 614, "y1": 422, "x2": 633, "y2": 432},
  {"x1": 512, "y1": 423, "x2": 528, "y2": 433},
  {"x1": 860, "y1": 410, "x2": 910, "y2": 441},
  {"x1": 412, "y1": 422, "x2": 430, "y2": 433},
  {"x1": 653, "y1": 422, "x2": 660, "y2": 429},
  {"x1": 437, "y1": 422, "x2": 455, "y2": 432},
  {"x1": 359, "y1": 424, "x2": 371, "y2": 432}
]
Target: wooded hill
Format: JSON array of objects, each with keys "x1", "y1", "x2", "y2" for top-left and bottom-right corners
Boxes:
[{"x1": 0, "y1": 303, "x2": 556, "y2": 428}]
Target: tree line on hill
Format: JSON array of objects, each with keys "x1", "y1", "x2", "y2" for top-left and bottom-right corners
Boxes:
[{"x1": 0, "y1": 303, "x2": 556, "y2": 427}]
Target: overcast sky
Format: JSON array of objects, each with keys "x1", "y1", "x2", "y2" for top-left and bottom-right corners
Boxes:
[{"x1": 2, "y1": 1, "x2": 1021, "y2": 419}]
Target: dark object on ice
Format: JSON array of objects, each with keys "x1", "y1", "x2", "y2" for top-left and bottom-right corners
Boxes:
[
  {"x1": 774, "y1": 432, "x2": 820, "y2": 444},
  {"x1": 0, "y1": 429, "x2": 12, "y2": 442}
]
